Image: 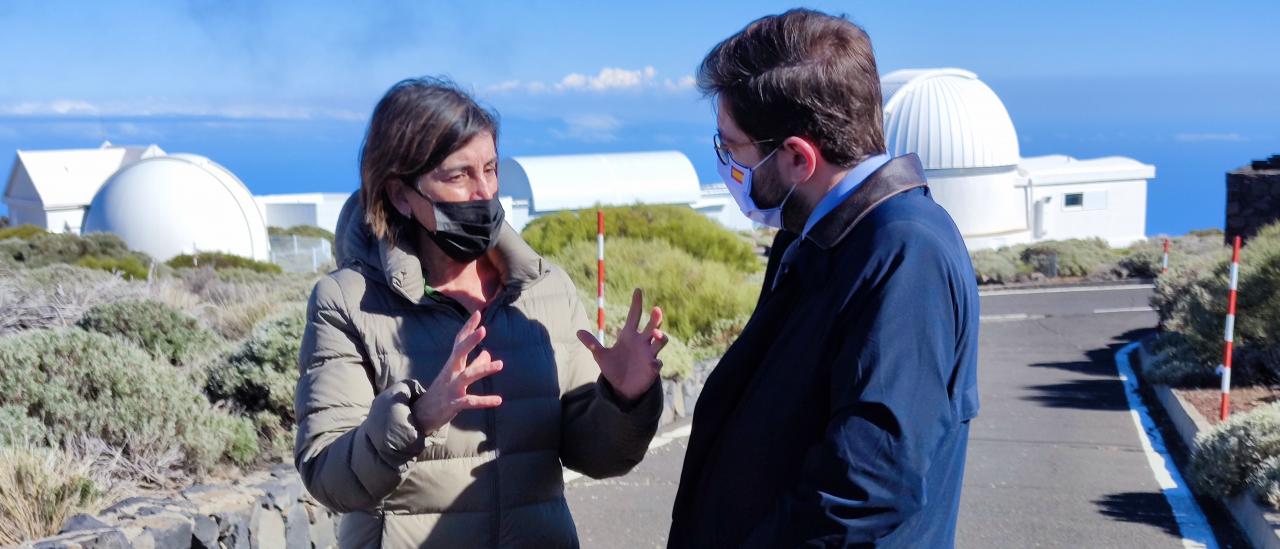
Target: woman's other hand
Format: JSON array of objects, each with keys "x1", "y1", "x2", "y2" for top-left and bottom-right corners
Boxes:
[{"x1": 576, "y1": 289, "x2": 668, "y2": 403}]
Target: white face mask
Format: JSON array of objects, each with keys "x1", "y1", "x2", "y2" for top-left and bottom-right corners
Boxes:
[{"x1": 716, "y1": 147, "x2": 796, "y2": 229}]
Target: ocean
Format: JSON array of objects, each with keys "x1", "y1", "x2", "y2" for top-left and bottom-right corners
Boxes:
[{"x1": 1, "y1": 75, "x2": 1276, "y2": 238}]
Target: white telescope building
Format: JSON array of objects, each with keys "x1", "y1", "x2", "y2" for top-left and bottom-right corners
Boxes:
[{"x1": 881, "y1": 68, "x2": 1154, "y2": 249}]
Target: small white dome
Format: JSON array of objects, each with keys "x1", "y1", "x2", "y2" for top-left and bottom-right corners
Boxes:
[
  {"x1": 881, "y1": 68, "x2": 1020, "y2": 170},
  {"x1": 82, "y1": 154, "x2": 270, "y2": 261}
]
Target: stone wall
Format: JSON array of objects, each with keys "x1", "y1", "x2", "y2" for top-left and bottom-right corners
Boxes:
[
  {"x1": 19, "y1": 464, "x2": 338, "y2": 549},
  {"x1": 1226, "y1": 155, "x2": 1280, "y2": 244}
]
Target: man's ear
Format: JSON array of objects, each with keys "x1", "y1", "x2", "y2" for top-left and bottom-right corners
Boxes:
[
  {"x1": 779, "y1": 136, "x2": 819, "y2": 185},
  {"x1": 386, "y1": 180, "x2": 413, "y2": 218}
]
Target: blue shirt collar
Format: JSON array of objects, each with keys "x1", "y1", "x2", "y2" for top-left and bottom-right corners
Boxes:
[{"x1": 802, "y1": 153, "x2": 892, "y2": 237}]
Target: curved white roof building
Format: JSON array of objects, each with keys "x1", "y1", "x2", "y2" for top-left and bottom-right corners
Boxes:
[
  {"x1": 881, "y1": 68, "x2": 1154, "y2": 249},
  {"x1": 498, "y1": 151, "x2": 707, "y2": 231},
  {"x1": 882, "y1": 68, "x2": 1019, "y2": 170},
  {"x1": 82, "y1": 154, "x2": 270, "y2": 261}
]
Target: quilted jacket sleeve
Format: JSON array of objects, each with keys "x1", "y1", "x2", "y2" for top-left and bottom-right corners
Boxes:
[
  {"x1": 555, "y1": 271, "x2": 663, "y2": 479},
  {"x1": 293, "y1": 275, "x2": 429, "y2": 513}
]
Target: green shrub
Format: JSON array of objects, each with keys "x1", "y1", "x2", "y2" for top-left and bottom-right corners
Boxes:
[
  {"x1": 0, "y1": 231, "x2": 148, "y2": 270},
  {"x1": 523, "y1": 205, "x2": 762, "y2": 274},
  {"x1": 0, "y1": 329, "x2": 257, "y2": 471},
  {"x1": 168, "y1": 251, "x2": 282, "y2": 274},
  {"x1": 0, "y1": 224, "x2": 47, "y2": 241},
  {"x1": 1121, "y1": 234, "x2": 1228, "y2": 280},
  {"x1": 1189, "y1": 228, "x2": 1225, "y2": 238},
  {"x1": 0, "y1": 405, "x2": 49, "y2": 446},
  {"x1": 687, "y1": 313, "x2": 751, "y2": 362},
  {"x1": 1248, "y1": 455, "x2": 1280, "y2": 508},
  {"x1": 1018, "y1": 238, "x2": 1118, "y2": 278},
  {"x1": 0, "y1": 444, "x2": 103, "y2": 545},
  {"x1": 206, "y1": 310, "x2": 307, "y2": 426},
  {"x1": 1141, "y1": 333, "x2": 1223, "y2": 387},
  {"x1": 77, "y1": 300, "x2": 221, "y2": 367},
  {"x1": 658, "y1": 335, "x2": 696, "y2": 380},
  {"x1": 1153, "y1": 222, "x2": 1280, "y2": 384},
  {"x1": 554, "y1": 237, "x2": 756, "y2": 342},
  {"x1": 74, "y1": 255, "x2": 150, "y2": 280},
  {"x1": 1188, "y1": 402, "x2": 1280, "y2": 498},
  {"x1": 971, "y1": 248, "x2": 1025, "y2": 285}
]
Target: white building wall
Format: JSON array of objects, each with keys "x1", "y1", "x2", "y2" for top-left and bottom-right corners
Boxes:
[
  {"x1": 46, "y1": 208, "x2": 87, "y2": 234},
  {"x1": 1026, "y1": 179, "x2": 1148, "y2": 247},
  {"x1": 925, "y1": 167, "x2": 1027, "y2": 237},
  {"x1": 262, "y1": 203, "x2": 319, "y2": 231},
  {"x1": 254, "y1": 193, "x2": 350, "y2": 235},
  {"x1": 5, "y1": 201, "x2": 47, "y2": 230}
]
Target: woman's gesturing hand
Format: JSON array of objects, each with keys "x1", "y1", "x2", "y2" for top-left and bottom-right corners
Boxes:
[
  {"x1": 412, "y1": 310, "x2": 504, "y2": 434},
  {"x1": 576, "y1": 289, "x2": 669, "y2": 403}
]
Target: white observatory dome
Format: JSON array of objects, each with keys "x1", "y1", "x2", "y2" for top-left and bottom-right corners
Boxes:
[
  {"x1": 82, "y1": 154, "x2": 270, "y2": 261},
  {"x1": 881, "y1": 68, "x2": 1020, "y2": 170}
]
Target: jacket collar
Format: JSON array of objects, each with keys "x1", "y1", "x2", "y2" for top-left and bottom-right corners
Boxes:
[
  {"x1": 805, "y1": 153, "x2": 928, "y2": 250},
  {"x1": 334, "y1": 192, "x2": 548, "y2": 305}
]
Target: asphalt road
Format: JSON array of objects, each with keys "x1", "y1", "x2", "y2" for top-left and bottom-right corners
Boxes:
[{"x1": 566, "y1": 284, "x2": 1241, "y2": 548}]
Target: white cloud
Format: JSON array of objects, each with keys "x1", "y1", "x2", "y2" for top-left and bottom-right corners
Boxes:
[
  {"x1": 663, "y1": 75, "x2": 696, "y2": 91},
  {"x1": 552, "y1": 113, "x2": 622, "y2": 142},
  {"x1": 484, "y1": 66, "x2": 694, "y2": 95},
  {"x1": 1173, "y1": 132, "x2": 1248, "y2": 143},
  {"x1": 0, "y1": 99, "x2": 364, "y2": 121}
]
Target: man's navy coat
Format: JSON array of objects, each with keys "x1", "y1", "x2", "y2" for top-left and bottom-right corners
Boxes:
[{"x1": 668, "y1": 154, "x2": 980, "y2": 548}]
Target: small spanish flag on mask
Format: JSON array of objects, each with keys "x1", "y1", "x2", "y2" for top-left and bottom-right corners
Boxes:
[{"x1": 730, "y1": 166, "x2": 745, "y2": 184}]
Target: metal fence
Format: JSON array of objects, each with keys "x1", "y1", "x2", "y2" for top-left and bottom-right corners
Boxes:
[{"x1": 269, "y1": 235, "x2": 334, "y2": 273}]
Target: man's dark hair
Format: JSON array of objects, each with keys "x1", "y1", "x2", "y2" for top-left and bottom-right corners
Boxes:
[
  {"x1": 359, "y1": 77, "x2": 499, "y2": 246},
  {"x1": 698, "y1": 9, "x2": 885, "y2": 167}
]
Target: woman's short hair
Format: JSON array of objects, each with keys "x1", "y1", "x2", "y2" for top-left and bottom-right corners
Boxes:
[
  {"x1": 359, "y1": 77, "x2": 499, "y2": 245},
  {"x1": 698, "y1": 9, "x2": 885, "y2": 167}
]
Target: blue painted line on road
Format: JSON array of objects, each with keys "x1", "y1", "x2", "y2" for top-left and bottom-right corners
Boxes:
[{"x1": 1115, "y1": 341, "x2": 1218, "y2": 549}]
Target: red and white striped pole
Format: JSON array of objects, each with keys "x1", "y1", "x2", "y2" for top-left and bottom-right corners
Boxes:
[
  {"x1": 1161, "y1": 238, "x2": 1170, "y2": 274},
  {"x1": 596, "y1": 209, "x2": 606, "y2": 344},
  {"x1": 1219, "y1": 235, "x2": 1243, "y2": 421}
]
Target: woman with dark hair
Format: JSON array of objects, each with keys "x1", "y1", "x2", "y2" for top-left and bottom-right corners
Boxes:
[{"x1": 293, "y1": 77, "x2": 666, "y2": 548}]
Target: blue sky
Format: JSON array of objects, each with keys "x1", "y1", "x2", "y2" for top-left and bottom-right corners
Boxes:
[{"x1": 2, "y1": 1, "x2": 1278, "y2": 235}]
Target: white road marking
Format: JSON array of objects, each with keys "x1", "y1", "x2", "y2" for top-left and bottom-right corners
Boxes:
[
  {"x1": 1115, "y1": 342, "x2": 1218, "y2": 549},
  {"x1": 979, "y1": 313, "x2": 1046, "y2": 323},
  {"x1": 1094, "y1": 306, "x2": 1157, "y2": 314},
  {"x1": 980, "y1": 284, "x2": 1155, "y2": 297},
  {"x1": 563, "y1": 423, "x2": 693, "y2": 485}
]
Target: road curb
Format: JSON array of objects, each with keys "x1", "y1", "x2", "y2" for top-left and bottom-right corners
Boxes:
[{"x1": 1135, "y1": 339, "x2": 1280, "y2": 549}]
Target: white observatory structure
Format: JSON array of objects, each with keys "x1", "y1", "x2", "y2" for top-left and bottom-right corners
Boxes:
[
  {"x1": 82, "y1": 154, "x2": 270, "y2": 261},
  {"x1": 3, "y1": 142, "x2": 165, "y2": 233},
  {"x1": 498, "y1": 151, "x2": 715, "y2": 231},
  {"x1": 881, "y1": 68, "x2": 1154, "y2": 249}
]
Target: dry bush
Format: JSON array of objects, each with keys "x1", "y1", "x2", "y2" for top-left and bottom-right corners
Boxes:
[
  {"x1": 0, "y1": 442, "x2": 111, "y2": 544},
  {"x1": 175, "y1": 267, "x2": 315, "y2": 339},
  {"x1": 0, "y1": 265, "x2": 146, "y2": 336},
  {"x1": 1188, "y1": 402, "x2": 1280, "y2": 498}
]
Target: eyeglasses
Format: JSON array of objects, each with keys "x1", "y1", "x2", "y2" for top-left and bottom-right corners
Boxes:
[{"x1": 712, "y1": 132, "x2": 778, "y2": 165}]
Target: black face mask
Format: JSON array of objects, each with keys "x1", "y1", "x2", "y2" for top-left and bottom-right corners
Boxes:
[{"x1": 414, "y1": 195, "x2": 505, "y2": 263}]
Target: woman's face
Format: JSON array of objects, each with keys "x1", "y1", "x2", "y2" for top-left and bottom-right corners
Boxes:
[{"x1": 392, "y1": 132, "x2": 498, "y2": 232}]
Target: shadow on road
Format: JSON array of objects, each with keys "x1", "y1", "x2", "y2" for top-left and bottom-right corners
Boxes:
[
  {"x1": 1022, "y1": 328, "x2": 1157, "y2": 412},
  {"x1": 1094, "y1": 492, "x2": 1182, "y2": 538}
]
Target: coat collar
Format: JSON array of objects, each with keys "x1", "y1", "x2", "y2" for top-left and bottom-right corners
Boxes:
[
  {"x1": 334, "y1": 192, "x2": 548, "y2": 305},
  {"x1": 805, "y1": 153, "x2": 928, "y2": 250}
]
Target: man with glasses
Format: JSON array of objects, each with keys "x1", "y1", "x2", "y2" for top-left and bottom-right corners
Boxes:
[{"x1": 669, "y1": 9, "x2": 980, "y2": 548}]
